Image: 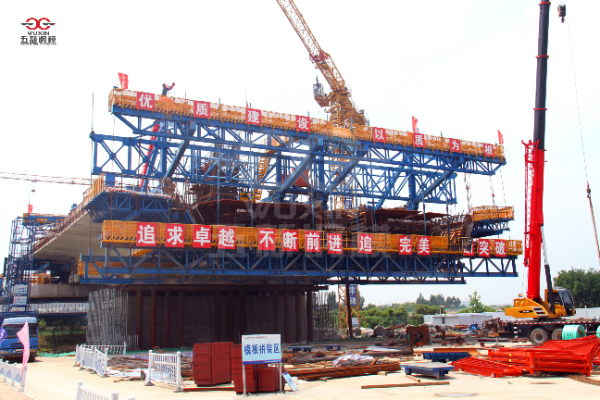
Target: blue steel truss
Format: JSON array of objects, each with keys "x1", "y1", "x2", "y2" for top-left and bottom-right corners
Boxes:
[
  {"x1": 80, "y1": 245, "x2": 517, "y2": 285},
  {"x1": 90, "y1": 105, "x2": 506, "y2": 210}
]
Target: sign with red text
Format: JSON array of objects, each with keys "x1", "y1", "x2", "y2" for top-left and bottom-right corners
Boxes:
[
  {"x1": 217, "y1": 226, "x2": 236, "y2": 249},
  {"x1": 165, "y1": 223, "x2": 185, "y2": 248},
  {"x1": 136, "y1": 92, "x2": 154, "y2": 110},
  {"x1": 398, "y1": 235, "x2": 412, "y2": 255},
  {"x1": 358, "y1": 233, "x2": 373, "y2": 254},
  {"x1": 282, "y1": 230, "x2": 299, "y2": 252},
  {"x1": 192, "y1": 225, "x2": 212, "y2": 248},
  {"x1": 137, "y1": 222, "x2": 157, "y2": 246},
  {"x1": 258, "y1": 228, "x2": 276, "y2": 251},
  {"x1": 194, "y1": 101, "x2": 211, "y2": 118}
]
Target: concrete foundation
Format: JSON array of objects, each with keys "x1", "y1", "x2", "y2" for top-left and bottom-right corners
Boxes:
[{"x1": 127, "y1": 285, "x2": 321, "y2": 349}]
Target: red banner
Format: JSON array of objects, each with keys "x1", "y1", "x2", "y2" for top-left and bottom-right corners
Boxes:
[
  {"x1": 328, "y1": 233, "x2": 343, "y2": 254},
  {"x1": 398, "y1": 235, "x2": 412, "y2": 255},
  {"x1": 449, "y1": 138, "x2": 462, "y2": 152},
  {"x1": 305, "y1": 231, "x2": 321, "y2": 252},
  {"x1": 137, "y1": 222, "x2": 157, "y2": 247},
  {"x1": 282, "y1": 230, "x2": 299, "y2": 251},
  {"x1": 217, "y1": 226, "x2": 236, "y2": 249},
  {"x1": 194, "y1": 101, "x2": 211, "y2": 118},
  {"x1": 413, "y1": 133, "x2": 425, "y2": 148},
  {"x1": 358, "y1": 233, "x2": 373, "y2": 254},
  {"x1": 373, "y1": 127, "x2": 386, "y2": 143},
  {"x1": 192, "y1": 225, "x2": 212, "y2": 248},
  {"x1": 258, "y1": 228, "x2": 276, "y2": 251},
  {"x1": 246, "y1": 108, "x2": 262, "y2": 125},
  {"x1": 483, "y1": 143, "x2": 494, "y2": 158},
  {"x1": 118, "y1": 72, "x2": 129, "y2": 89},
  {"x1": 417, "y1": 236, "x2": 431, "y2": 256},
  {"x1": 463, "y1": 240, "x2": 474, "y2": 256},
  {"x1": 136, "y1": 92, "x2": 154, "y2": 110},
  {"x1": 296, "y1": 115, "x2": 310, "y2": 132},
  {"x1": 478, "y1": 239, "x2": 490, "y2": 257},
  {"x1": 412, "y1": 116, "x2": 418, "y2": 133},
  {"x1": 498, "y1": 130, "x2": 504, "y2": 145},
  {"x1": 165, "y1": 223, "x2": 185, "y2": 248},
  {"x1": 494, "y1": 239, "x2": 506, "y2": 257}
]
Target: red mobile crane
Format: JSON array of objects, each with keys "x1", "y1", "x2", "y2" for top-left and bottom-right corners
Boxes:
[{"x1": 503, "y1": 3, "x2": 600, "y2": 344}]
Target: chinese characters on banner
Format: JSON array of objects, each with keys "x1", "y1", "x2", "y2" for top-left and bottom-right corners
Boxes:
[
  {"x1": 282, "y1": 230, "x2": 299, "y2": 252},
  {"x1": 241, "y1": 334, "x2": 282, "y2": 365},
  {"x1": 413, "y1": 133, "x2": 425, "y2": 148},
  {"x1": 305, "y1": 231, "x2": 321, "y2": 252},
  {"x1": 373, "y1": 127, "x2": 386, "y2": 143},
  {"x1": 258, "y1": 228, "x2": 276, "y2": 251},
  {"x1": 296, "y1": 115, "x2": 310, "y2": 132},
  {"x1": 218, "y1": 226, "x2": 236, "y2": 249},
  {"x1": 136, "y1": 92, "x2": 154, "y2": 110},
  {"x1": 449, "y1": 138, "x2": 462, "y2": 152},
  {"x1": 137, "y1": 222, "x2": 157, "y2": 246},
  {"x1": 398, "y1": 235, "x2": 412, "y2": 255},
  {"x1": 193, "y1": 225, "x2": 212, "y2": 248},
  {"x1": 165, "y1": 223, "x2": 185, "y2": 248},
  {"x1": 246, "y1": 108, "x2": 262, "y2": 125},
  {"x1": 328, "y1": 233, "x2": 343, "y2": 254},
  {"x1": 463, "y1": 240, "x2": 475, "y2": 256},
  {"x1": 118, "y1": 72, "x2": 128, "y2": 89},
  {"x1": 193, "y1": 101, "x2": 211, "y2": 118},
  {"x1": 349, "y1": 284, "x2": 358, "y2": 307},
  {"x1": 478, "y1": 239, "x2": 490, "y2": 257},
  {"x1": 417, "y1": 236, "x2": 431, "y2": 256},
  {"x1": 483, "y1": 143, "x2": 494, "y2": 158},
  {"x1": 494, "y1": 239, "x2": 506, "y2": 257},
  {"x1": 358, "y1": 233, "x2": 373, "y2": 254}
]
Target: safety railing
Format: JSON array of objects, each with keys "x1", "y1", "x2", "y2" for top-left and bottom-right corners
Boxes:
[
  {"x1": 76, "y1": 380, "x2": 134, "y2": 400},
  {"x1": 145, "y1": 350, "x2": 183, "y2": 392},
  {"x1": 109, "y1": 88, "x2": 505, "y2": 159},
  {"x1": 471, "y1": 205, "x2": 515, "y2": 222},
  {"x1": 99, "y1": 220, "x2": 522, "y2": 257},
  {"x1": 0, "y1": 359, "x2": 27, "y2": 393},
  {"x1": 76, "y1": 345, "x2": 108, "y2": 377},
  {"x1": 27, "y1": 302, "x2": 89, "y2": 314},
  {"x1": 83, "y1": 174, "x2": 176, "y2": 203}
]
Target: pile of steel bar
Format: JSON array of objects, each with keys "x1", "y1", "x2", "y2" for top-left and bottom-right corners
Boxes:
[
  {"x1": 286, "y1": 361, "x2": 400, "y2": 381},
  {"x1": 451, "y1": 357, "x2": 523, "y2": 378},
  {"x1": 488, "y1": 335, "x2": 600, "y2": 376}
]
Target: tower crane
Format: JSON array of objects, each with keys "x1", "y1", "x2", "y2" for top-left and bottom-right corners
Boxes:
[
  {"x1": 0, "y1": 172, "x2": 91, "y2": 186},
  {"x1": 276, "y1": 0, "x2": 367, "y2": 128}
]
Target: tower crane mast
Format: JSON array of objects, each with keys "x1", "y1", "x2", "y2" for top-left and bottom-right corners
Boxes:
[{"x1": 276, "y1": 0, "x2": 367, "y2": 128}]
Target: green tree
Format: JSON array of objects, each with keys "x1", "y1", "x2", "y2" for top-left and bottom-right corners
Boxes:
[
  {"x1": 429, "y1": 293, "x2": 445, "y2": 306},
  {"x1": 554, "y1": 267, "x2": 600, "y2": 307},
  {"x1": 359, "y1": 294, "x2": 366, "y2": 310},
  {"x1": 460, "y1": 291, "x2": 495, "y2": 313},
  {"x1": 416, "y1": 293, "x2": 428, "y2": 305}
]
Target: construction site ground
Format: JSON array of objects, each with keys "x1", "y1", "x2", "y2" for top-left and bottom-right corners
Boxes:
[{"x1": 2, "y1": 341, "x2": 599, "y2": 400}]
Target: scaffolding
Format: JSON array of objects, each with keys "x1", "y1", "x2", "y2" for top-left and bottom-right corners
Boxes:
[{"x1": 86, "y1": 288, "x2": 129, "y2": 346}]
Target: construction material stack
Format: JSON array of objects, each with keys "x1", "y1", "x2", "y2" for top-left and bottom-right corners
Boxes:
[{"x1": 192, "y1": 342, "x2": 233, "y2": 386}]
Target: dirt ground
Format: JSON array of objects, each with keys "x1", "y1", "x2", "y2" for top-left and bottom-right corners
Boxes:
[{"x1": 7, "y1": 343, "x2": 600, "y2": 400}]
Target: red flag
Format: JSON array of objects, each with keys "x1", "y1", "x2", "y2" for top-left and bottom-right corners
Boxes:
[
  {"x1": 17, "y1": 321, "x2": 30, "y2": 373},
  {"x1": 412, "y1": 116, "x2": 418, "y2": 133},
  {"x1": 28, "y1": 204, "x2": 33, "y2": 213},
  {"x1": 118, "y1": 72, "x2": 129, "y2": 89},
  {"x1": 497, "y1": 130, "x2": 504, "y2": 145}
]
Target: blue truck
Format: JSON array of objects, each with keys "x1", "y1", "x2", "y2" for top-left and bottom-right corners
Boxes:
[{"x1": 0, "y1": 313, "x2": 38, "y2": 362}]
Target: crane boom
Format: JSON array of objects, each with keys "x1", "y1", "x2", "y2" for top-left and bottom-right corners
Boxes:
[
  {"x1": 0, "y1": 172, "x2": 91, "y2": 185},
  {"x1": 276, "y1": 0, "x2": 367, "y2": 127}
]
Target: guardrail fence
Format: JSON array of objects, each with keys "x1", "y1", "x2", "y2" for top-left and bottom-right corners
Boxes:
[
  {"x1": 76, "y1": 345, "x2": 108, "y2": 377},
  {"x1": 0, "y1": 359, "x2": 27, "y2": 393},
  {"x1": 76, "y1": 380, "x2": 134, "y2": 400},
  {"x1": 145, "y1": 350, "x2": 183, "y2": 392}
]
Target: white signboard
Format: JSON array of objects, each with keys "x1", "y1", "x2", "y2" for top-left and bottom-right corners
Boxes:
[
  {"x1": 352, "y1": 317, "x2": 359, "y2": 327},
  {"x1": 241, "y1": 334, "x2": 281, "y2": 365},
  {"x1": 13, "y1": 285, "x2": 28, "y2": 295},
  {"x1": 13, "y1": 296, "x2": 28, "y2": 306}
]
